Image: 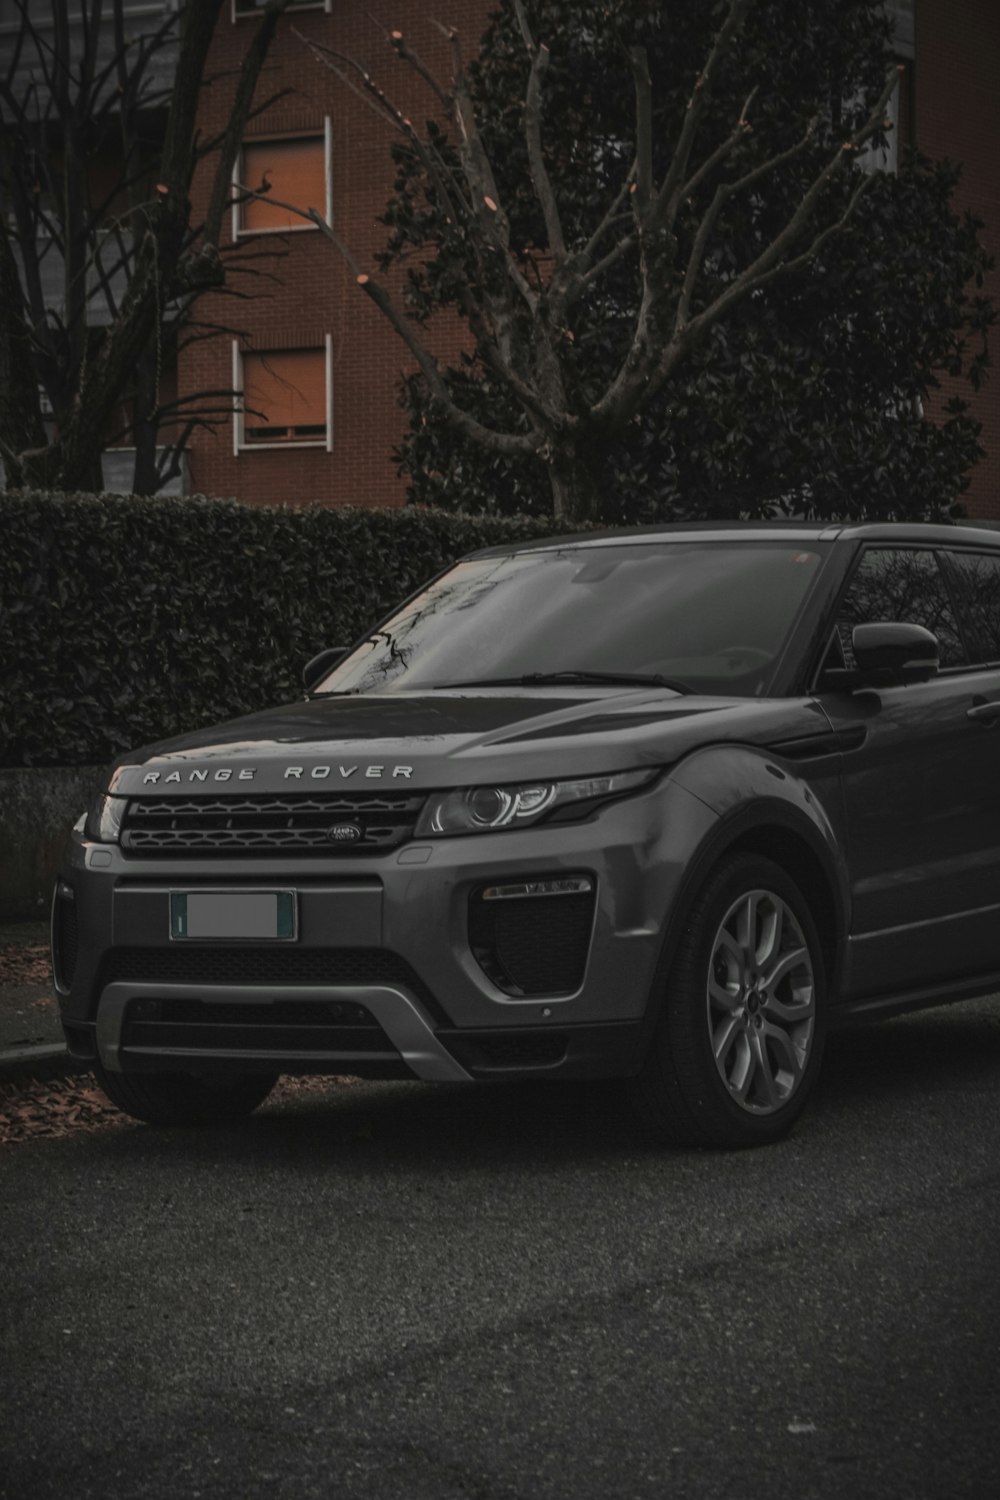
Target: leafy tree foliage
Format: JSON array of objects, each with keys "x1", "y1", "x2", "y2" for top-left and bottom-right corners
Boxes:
[{"x1": 358, "y1": 0, "x2": 993, "y2": 523}]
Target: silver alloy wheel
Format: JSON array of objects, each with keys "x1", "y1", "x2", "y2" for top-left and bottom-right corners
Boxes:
[{"x1": 706, "y1": 887, "x2": 816, "y2": 1115}]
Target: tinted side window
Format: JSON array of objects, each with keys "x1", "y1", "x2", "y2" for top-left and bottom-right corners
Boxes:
[
  {"x1": 836, "y1": 548, "x2": 966, "y2": 668},
  {"x1": 946, "y1": 551, "x2": 1000, "y2": 665}
]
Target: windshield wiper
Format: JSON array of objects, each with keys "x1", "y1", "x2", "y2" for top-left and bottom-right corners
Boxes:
[{"x1": 436, "y1": 670, "x2": 691, "y2": 694}]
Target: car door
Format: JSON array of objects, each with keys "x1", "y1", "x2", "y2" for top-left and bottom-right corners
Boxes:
[{"x1": 818, "y1": 544, "x2": 1000, "y2": 1002}]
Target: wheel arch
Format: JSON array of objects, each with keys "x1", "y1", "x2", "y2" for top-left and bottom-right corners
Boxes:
[
  {"x1": 721, "y1": 822, "x2": 840, "y2": 994},
  {"x1": 639, "y1": 773, "x2": 849, "y2": 1049}
]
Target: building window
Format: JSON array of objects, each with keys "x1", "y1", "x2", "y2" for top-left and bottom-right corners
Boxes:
[
  {"x1": 234, "y1": 340, "x2": 332, "y2": 451},
  {"x1": 236, "y1": 129, "x2": 330, "y2": 235},
  {"x1": 232, "y1": 1, "x2": 330, "y2": 18},
  {"x1": 854, "y1": 57, "x2": 914, "y2": 178},
  {"x1": 101, "y1": 449, "x2": 187, "y2": 497},
  {"x1": 852, "y1": 4, "x2": 914, "y2": 179},
  {"x1": 890, "y1": 0, "x2": 915, "y2": 61}
]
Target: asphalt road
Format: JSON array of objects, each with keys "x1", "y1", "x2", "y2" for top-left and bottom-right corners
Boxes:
[{"x1": 2, "y1": 998, "x2": 1000, "y2": 1500}]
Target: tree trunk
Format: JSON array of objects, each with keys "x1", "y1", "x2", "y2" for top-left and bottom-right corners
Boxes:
[
  {"x1": 131, "y1": 348, "x2": 162, "y2": 495},
  {"x1": 15, "y1": 439, "x2": 100, "y2": 493},
  {"x1": 0, "y1": 229, "x2": 48, "y2": 488},
  {"x1": 545, "y1": 443, "x2": 602, "y2": 525}
]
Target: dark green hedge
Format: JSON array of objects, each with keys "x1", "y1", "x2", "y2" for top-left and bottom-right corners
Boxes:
[{"x1": 0, "y1": 491, "x2": 587, "y2": 768}]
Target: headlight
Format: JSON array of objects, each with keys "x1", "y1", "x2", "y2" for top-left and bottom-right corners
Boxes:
[
  {"x1": 84, "y1": 793, "x2": 126, "y2": 844},
  {"x1": 415, "y1": 767, "x2": 658, "y2": 836}
]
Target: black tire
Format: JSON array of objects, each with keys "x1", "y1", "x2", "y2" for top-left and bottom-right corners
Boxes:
[
  {"x1": 92, "y1": 1061, "x2": 279, "y2": 1126},
  {"x1": 632, "y1": 853, "x2": 827, "y2": 1149}
]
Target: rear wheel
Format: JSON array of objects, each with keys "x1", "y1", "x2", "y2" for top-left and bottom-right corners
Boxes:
[
  {"x1": 632, "y1": 854, "x2": 826, "y2": 1148},
  {"x1": 92, "y1": 1061, "x2": 278, "y2": 1126}
]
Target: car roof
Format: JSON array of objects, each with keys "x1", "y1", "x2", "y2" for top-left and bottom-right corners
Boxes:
[{"x1": 469, "y1": 519, "x2": 1000, "y2": 559}]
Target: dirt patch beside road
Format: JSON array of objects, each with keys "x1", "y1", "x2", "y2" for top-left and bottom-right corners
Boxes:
[
  {"x1": 0, "y1": 941, "x2": 64, "y2": 1051},
  {"x1": 0, "y1": 1072, "x2": 125, "y2": 1144},
  {"x1": 0, "y1": 942, "x2": 52, "y2": 986},
  {"x1": 0, "y1": 1073, "x2": 361, "y2": 1145}
]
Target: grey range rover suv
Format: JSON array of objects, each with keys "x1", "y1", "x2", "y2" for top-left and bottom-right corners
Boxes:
[{"x1": 53, "y1": 522, "x2": 1000, "y2": 1147}]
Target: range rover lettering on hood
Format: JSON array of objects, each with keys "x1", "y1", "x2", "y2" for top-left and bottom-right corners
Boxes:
[{"x1": 140, "y1": 764, "x2": 415, "y2": 785}]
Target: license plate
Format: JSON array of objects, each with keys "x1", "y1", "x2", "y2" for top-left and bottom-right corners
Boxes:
[{"x1": 169, "y1": 890, "x2": 297, "y2": 941}]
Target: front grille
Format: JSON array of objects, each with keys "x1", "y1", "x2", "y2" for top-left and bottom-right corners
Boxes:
[
  {"x1": 468, "y1": 885, "x2": 595, "y2": 997},
  {"x1": 97, "y1": 945, "x2": 448, "y2": 1021},
  {"x1": 121, "y1": 996, "x2": 397, "y2": 1056},
  {"x1": 119, "y1": 792, "x2": 426, "y2": 857}
]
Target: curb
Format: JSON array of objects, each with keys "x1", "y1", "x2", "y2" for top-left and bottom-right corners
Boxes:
[{"x1": 0, "y1": 1043, "x2": 87, "y2": 1084}]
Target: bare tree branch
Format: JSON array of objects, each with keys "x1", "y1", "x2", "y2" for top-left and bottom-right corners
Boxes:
[
  {"x1": 356, "y1": 271, "x2": 540, "y2": 458},
  {"x1": 234, "y1": 180, "x2": 545, "y2": 448},
  {"x1": 285, "y1": 10, "x2": 918, "y2": 523},
  {"x1": 651, "y1": 0, "x2": 754, "y2": 233},
  {"x1": 0, "y1": 0, "x2": 295, "y2": 491},
  {"x1": 203, "y1": 0, "x2": 296, "y2": 248},
  {"x1": 576, "y1": 230, "x2": 638, "y2": 295},
  {"x1": 630, "y1": 46, "x2": 653, "y2": 208},
  {"x1": 679, "y1": 85, "x2": 757, "y2": 202},
  {"x1": 382, "y1": 21, "x2": 451, "y2": 109},
  {"x1": 292, "y1": 28, "x2": 478, "y2": 261},
  {"x1": 515, "y1": 0, "x2": 566, "y2": 260},
  {"x1": 648, "y1": 66, "x2": 902, "y2": 405},
  {"x1": 685, "y1": 66, "x2": 899, "y2": 330},
  {"x1": 674, "y1": 113, "x2": 821, "y2": 335}
]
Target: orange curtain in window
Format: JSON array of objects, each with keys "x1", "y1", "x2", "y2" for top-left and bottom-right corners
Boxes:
[
  {"x1": 243, "y1": 349, "x2": 326, "y2": 442},
  {"x1": 242, "y1": 137, "x2": 325, "y2": 232}
]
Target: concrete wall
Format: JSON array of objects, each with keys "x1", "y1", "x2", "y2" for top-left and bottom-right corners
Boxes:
[{"x1": 0, "y1": 768, "x2": 104, "y2": 921}]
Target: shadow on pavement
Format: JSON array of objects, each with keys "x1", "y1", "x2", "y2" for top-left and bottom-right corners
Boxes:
[{"x1": 55, "y1": 993, "x2": 1000, "y2": 1175}]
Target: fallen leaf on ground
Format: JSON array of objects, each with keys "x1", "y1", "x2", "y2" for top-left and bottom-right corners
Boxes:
[
  {"x1": 0, "y1": 1072, "x2": 361, "y2": 1145},
  {"x1": 0, "y1": 945, "x2": 54, "y2": 986},
  {"x1": 0, "y1": 1074, "x2": 126, "y2": 1144}
]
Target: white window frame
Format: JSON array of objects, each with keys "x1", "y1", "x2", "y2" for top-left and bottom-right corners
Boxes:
[
  {"x1": 857, "y1": 82, "x2": 897, "y2": 176},
  {"x1": 857, "y1": 69, "x2": 904, "y2": 177},
  {"x1": 891, "y1": 0, "x2": 915, "y2": 60},
  {"x1": 232, "y1": 121, "x2": 332, "y2": 240},
  {"x1": 233, "y1": 335, "x2": 333, "y2": 454},
  {"x1": 231, "y1": 0, "x2": 330, "y2": 22}
]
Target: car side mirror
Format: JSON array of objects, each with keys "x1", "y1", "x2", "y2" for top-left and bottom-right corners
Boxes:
[
  {"x1": 302, "y1": 646, "x2": 348, "y2": 692},
  {"x1": 852, "y1": 622, "x2": 939, "y2": 686}
]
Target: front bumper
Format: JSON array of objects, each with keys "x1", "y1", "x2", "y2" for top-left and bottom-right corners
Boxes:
[{"x1": 53, "y1": 777, "x2": 717, "y2": 1082}]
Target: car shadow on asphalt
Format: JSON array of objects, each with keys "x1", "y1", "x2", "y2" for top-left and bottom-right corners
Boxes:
[
  {"x1": 820, "y1": 994, "x2": 1000, "y2": 1102},
  {"x1": 69, "y1": 994, "x2": 1000, "y2": 1171},
  {"x1": 100, "y1": 1074, "x2": 652, "y2": 1169}
]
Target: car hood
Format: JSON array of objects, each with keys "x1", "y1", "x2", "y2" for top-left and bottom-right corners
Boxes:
[{"x1": 107, "y1": 688, "x2": 834, "y2": 796}]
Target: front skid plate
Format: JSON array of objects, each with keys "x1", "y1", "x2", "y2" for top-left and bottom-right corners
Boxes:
[{"x1": 94, "y1": 982, "x2": 473, "y2": 1083}]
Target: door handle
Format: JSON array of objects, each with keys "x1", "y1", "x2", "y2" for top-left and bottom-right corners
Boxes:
[{"x1": 966, "y1": 700, "x2": 1000, "y2": 725}]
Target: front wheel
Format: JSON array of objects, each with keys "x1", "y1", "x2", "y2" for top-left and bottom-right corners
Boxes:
[
  {"x1": 632, "y1": 854, "x2": 826, "y2": 1148},
  {"x1": 92, "y1": 1061, "x2": 279, "y2": 1126}
]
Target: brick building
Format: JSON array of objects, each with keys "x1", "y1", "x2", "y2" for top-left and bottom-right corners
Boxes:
[
  {"x1": 168, "y1": 2, "x2": 1000, "y2": 517},
  {"x1": 911, "y1": 0, "x2": 1000, "y2": 517},
  {"x1": 179, "y1": 0, "x2": 494, "y2": 509}
]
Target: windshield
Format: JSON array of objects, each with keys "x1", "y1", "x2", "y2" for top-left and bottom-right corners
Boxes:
[{"x1": 316, "y1": 541, "x2": 829, "y2": 697}]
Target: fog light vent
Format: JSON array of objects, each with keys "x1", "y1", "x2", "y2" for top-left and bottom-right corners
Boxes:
[
  {"x1": 481, "y1": 877, "x2": 593, "y2": 901},
  {"x1": 469, "y1": 875, "x2": 595, "y2": 997}
]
